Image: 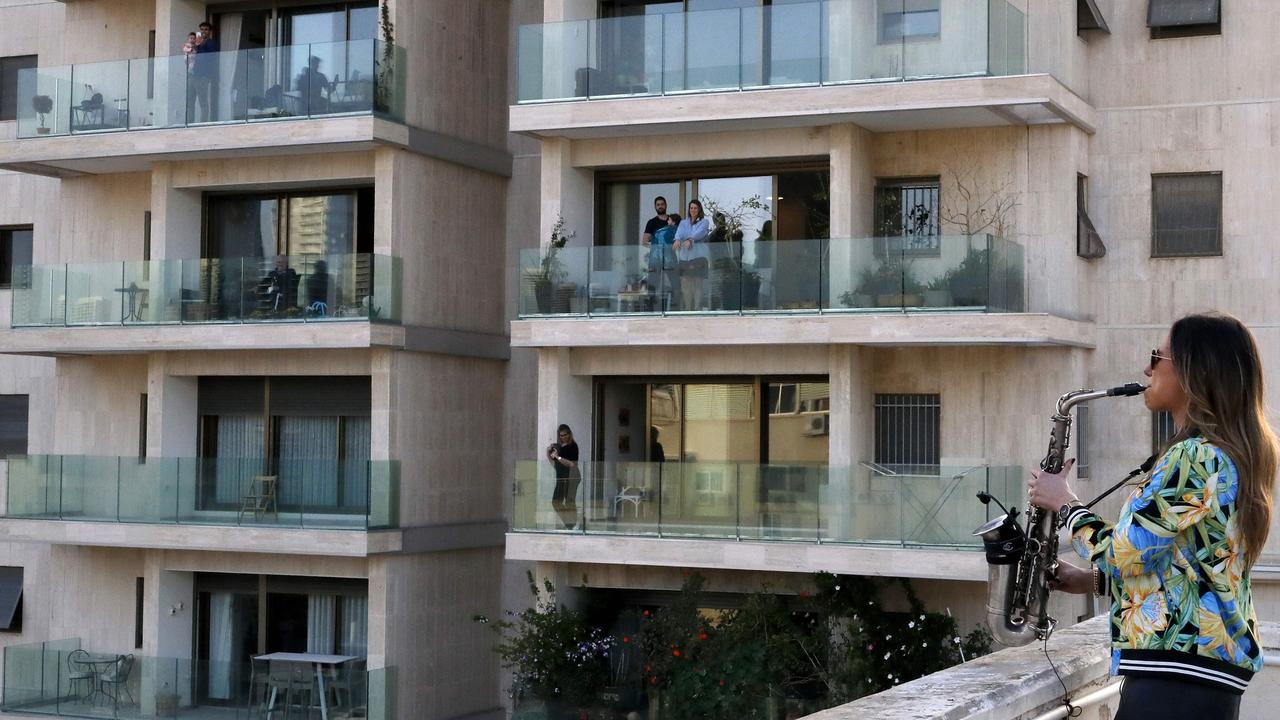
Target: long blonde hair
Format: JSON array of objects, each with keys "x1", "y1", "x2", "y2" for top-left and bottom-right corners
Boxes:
[{"x1": 1169, "y1": 312, "x2": 1279, "y2": 566}]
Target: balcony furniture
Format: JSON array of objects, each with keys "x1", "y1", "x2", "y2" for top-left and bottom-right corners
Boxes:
[
  {"x1": 238, "y1": 475, "x2": 279, "y2": 523},
  {"x1": 99, "y1": 654, "x2": 136, "y2": 713},
  {"x1": 114, "y1": 284, "x2": 149, "y2": 322},
  {"x1": 613, "y1": 486, "x2": 645, "y2": 519},
  {"x1": 73, "y1": 653, "x2": 122, "y2": 707},
  {"x1": 330, "y1": 78, "x2": 373, "y2": 112},
  {"x1": 72, "y1": 88, "x2": 106, "y2": 130},
  {"x1": 66, "y1": 649, "x2": 96, "y2": 703},
  {"x1": 254, "y1": 652, "x2": 358, "y2": 720},
  {"x1": 68, "y1": 296, "x2": 108, "y2": 324}
]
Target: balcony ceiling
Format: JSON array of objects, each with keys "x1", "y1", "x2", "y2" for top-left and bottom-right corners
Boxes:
[{"x1": 510, "y1": 74, "x2": 1094, "y2": 140}]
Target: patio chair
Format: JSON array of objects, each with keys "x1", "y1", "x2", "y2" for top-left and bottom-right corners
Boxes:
[
  {"x1": 99, "y1": 654, "x2": 136, "y2": 712},
  {"x1": 262, "y1": 660, "x2": 312, "y2": 720},
  {"x1": 66, "y1": 649, "x2": 96, "y2": 703},
  {"x1": 238, "y1": 475, "x2": 279, "y2": 523}
]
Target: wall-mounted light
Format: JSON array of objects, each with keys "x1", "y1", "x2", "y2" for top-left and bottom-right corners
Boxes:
[{"x1": 168, "y1": 601, "x2": 185, "y2": 616}]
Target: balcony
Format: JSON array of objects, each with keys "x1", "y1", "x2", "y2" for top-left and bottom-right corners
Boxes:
[
  {"x1": 2, "y1": 254, "x2": 403, "y2": 354},
  {"x1": 507, "y1": 461, "x2": 1020, "y2": 580},
  {"x1": 512, "y1": 0, "x2": 1094, "y2": 138},
  {"x1": 4, "y1": 40, "x2": 406, "y2": 175},
  {"x1": 511, "y1": 236, "x2": 1095, "y2": 348},
  {"x1": 1, "y1": 455, "x2": 400, "y2": 555},
  {"x1": 1, "y1": 638, "x2": 397, "y2": 720}
]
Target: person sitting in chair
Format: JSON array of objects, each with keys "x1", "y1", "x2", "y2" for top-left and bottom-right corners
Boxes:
[{"x1": 264, "y1": 256, "x2": 299, "y2": 312}]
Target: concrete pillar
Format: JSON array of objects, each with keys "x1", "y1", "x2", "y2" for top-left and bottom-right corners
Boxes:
[
  {"x1": 141, "y1": 555, "x2": 194, "y2": 714},
  {"x1": 828, "y1": 124, "x2": 875, "y2": 304},
  {"x1": 540, "y1": 137, "x2": 594, "y2": 251},
  {"x1": 537, "y1": 348, "x2": 593, "y2": 459},
  {"x1": 155, "y1": 0, "x2": 207, "y2": 56},
  {"x1": 146, "y1": 355, "x2": 198, "y2": 458},
  {"x1": 544, "y1": 0, "x2": 597, "y2": 22},
  {"x1": 149, "y1": 162, "x2": 201, "y2": 260},
  {"x1": 828, "y1": 345, "x2": 872, "y2": 541}
]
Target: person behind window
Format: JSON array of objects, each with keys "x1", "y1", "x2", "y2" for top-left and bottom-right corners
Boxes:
[
  {"x1": 297, "y1": 55, "x2": 334, "y2": 114},
  {"x1": 674, "y1": 199, "x2": 710, "y2": 311},
  {"x1": 263, "y1": 256, "x2": 300, "y2": 313},
  {"x1": 190, "y1": 21, "x2": 220, "y2": 122},
  {"x1": 1029, "y1": 312, "x2": 1277, "y2": 720},
  {"x1": 305, "y1": 259, "x2": 330, "y2": 316},
  {"x1": 547, "y1": 424, "x2": 580, "y2": 530}
]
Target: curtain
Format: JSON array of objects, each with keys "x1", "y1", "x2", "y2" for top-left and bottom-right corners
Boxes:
[
  {"x1": 217, "y1": 13, "x2": 244, "y2": 119},
  {"x1": 214, "y1": 415, "x2": 265, "y2": 504},
  {"x1": 277, "y1": 416, "x2": 339, "y2": 508},
  {"x1": 307, "y1": 594, "x2": 337, "y2": 654},
  {"x1": 342, "y1": 417, "x2": 371, "y2": 510},
  {"x1": 208, "y1": 592, "x2": 234, "y2": 699},
  {"x1": 339, "y1": 595, "x2": 368, "y2": 657}
]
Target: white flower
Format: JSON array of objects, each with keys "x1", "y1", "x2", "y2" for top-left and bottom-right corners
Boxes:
[
  {"x1": 883, "y1": 652, "x2": 890, "y2": 660},
  {"x1": 908, "y1": 621, "x2": 915, "y2": 629},
  {"x1": 922, "y1": 642, "x2": 928, "y2": 648},
  {"x1": 953, "y1": 637, "x2": 961, "y2": 644}
]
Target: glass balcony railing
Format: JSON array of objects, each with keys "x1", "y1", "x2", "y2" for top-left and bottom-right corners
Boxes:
[
  {"x1": 1, "y1": 638, "x2": 397, "y2": 719},
  {"x1": 16, "y1": 39, "x2": 406, "y2": 138},
  {"x1": 517, "y1": 0, "x2": 1026, "y2": 102},
  {"x1": 10, "y1": 253, "x2": 402, "y2": 327},
  {"x1": 511, "y1": 461, "x2": 1021, "y2": 548},
  {"x1": 5, "y1": 455, "x2": 399, "y2": 530},
  {"x1": 517, "y1": 235, "x2": 1024, "y2": 317}
]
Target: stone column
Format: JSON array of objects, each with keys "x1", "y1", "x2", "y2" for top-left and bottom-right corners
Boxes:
[{"x1": 827, "y1": 124, "x2": 875, "y2": 306}]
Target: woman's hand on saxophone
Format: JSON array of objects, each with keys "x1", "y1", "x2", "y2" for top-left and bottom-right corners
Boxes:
[
  {"x1": 1047, "y1": 561, "x2": 1093, "y2": 595},
  {"x1": 1028, "y1": 457, "x2": 1078, "y2": 512}
]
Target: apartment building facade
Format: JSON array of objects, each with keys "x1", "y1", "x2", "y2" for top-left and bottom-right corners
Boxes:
[
  {"x1": 0, "y1": 0, "x2": 518, "y2": 718},
  {"x1": 506, "y1": 0, "x2": 1280, "y2": 714}
]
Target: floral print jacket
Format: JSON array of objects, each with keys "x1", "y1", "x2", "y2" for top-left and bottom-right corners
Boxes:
[{"x1": 1066, "y1": 437, "x2": 1261, "y2": 694}]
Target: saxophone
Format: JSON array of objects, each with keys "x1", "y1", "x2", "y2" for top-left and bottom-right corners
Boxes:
[{"x1": 973, "y1": 382, "x2": 1145, "y2": 647}]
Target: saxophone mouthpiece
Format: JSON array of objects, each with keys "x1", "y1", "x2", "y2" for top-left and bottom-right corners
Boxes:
[{"x1": 1107, "y1": 383, "x2": 1147, "y2": 397}]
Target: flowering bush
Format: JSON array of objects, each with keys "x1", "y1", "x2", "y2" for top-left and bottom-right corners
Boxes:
[{"x1": 477, "y1": 572, "x2": 614, "y2": 709}]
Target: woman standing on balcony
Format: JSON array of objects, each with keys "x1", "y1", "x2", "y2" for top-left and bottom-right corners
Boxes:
[
  {"x1": 674, "y1": 199, "x2": 709, "y2": 311},
  {"x1": 1028, "y1": 312, "x2": 1277, "y2": 720}
]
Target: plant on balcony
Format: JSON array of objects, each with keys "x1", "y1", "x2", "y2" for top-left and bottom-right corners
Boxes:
[
  {"x1": 32, "y1": 95, "x2": 53, "y2": 134},
  {"x1": 846, "y1": 257, "x2": 923, "y2": 308},
  {"x1": 477, "y1": 572, "x2": 615, "y2": 717},
  {"x1": 923, "y1": 271, "x2": 953, "y2": 307},
  {"x1": 375, "y1": 1, "x2": 396, "y2": 114},
  {"x1": 700, "y1": 195, "x2": 770, "y2": 310},
  {"x1": 938, "y1": 166, "x2": 1018, "y2": 241},
  {"x1": 529, "y1": 213, "x2": 575, "y2": 314}
]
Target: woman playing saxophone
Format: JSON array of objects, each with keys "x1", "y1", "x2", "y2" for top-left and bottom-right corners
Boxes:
[{"x1": 1028, "y1": 312, "x2": 1277, "y2": 720}]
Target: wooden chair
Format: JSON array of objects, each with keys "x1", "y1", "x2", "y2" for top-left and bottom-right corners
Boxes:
[{"x1": 238, "y1": 475, "x2": 279, "y2": 523}]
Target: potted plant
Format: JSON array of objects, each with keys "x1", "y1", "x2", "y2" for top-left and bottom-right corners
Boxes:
[
  {"x1": 923, "y1": 271, "x2": 953, "y2": 307},
  {"x1": 32, "y1": 95, "x2": 53, "y2": 134},
  {"x1": 529, "y1": 214, "x2": 575, "y2": 314},
  {"x1": 947, "y1": 247, "x2": 990, "y2": 307},
  {"x1": 155, "y1": 686, "x2": 179, "y2": 717},
  {"x1": 700, "y1": 195, "x2": 770, "y2": 311},
  {"x1": 851, "y1": 258, "x2": 922, "y2": 308}
]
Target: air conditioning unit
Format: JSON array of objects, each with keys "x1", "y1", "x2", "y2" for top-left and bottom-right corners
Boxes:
[{"x1": 803, "y1": 414, "x2": 829, "y2": 436}]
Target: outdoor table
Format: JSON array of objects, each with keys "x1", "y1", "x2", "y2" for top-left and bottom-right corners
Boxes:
[
  {"x1": 76, "y1": 654, "x2": 120, "y2": 706},
  {"x1": 114, "y1": 284, "x2": 149, "y2": 321},
  {"x1": 253, "y1": 652, "x2": 357, "y2": 720}
]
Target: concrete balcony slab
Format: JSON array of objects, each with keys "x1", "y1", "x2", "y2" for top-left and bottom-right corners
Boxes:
[
  {"x1": 510, "y1": 312, "x2": 1095, "y2": 349},
  {"x1": 511, "y1": 74, "x2": 1095, "y2": 140}
]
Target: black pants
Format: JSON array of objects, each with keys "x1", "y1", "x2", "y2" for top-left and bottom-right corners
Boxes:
[{"x1": 1115, "y1": 677, "x2": 1241, "y2": 720}]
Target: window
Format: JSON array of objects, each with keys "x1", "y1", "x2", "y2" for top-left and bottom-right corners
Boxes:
[
  {"x1": 880, "y1": 0, "x2": 941, "y2": 43},
  {"x1": 0, "y1": 395, "x2": 29, "y2": 458},
  {"x1": 204, "y1": 188, "x2": 374, "y2": 259},
  {"x1": 134, "y1": 577, "x2": 145, "y2": 648},
  {"x1": 139, "y1": 394, "x2": 149, "y2": 458},
  {"x1": 874, "y1": 178, "x2": 940, "y2": 255},
  {"x1": 1077, "y1": 174, "x2": 1105, "y2": 259},
  {"x1": 1152, "y1": 411, "x2": 1177, "y2": 455},
  {"x1": 1078, "y1": 0, "x2": 1110, "y2": 34},
  {"x1": 1, "y1": 226, "x2": 33, "y2": 289},
  {"x1": 1, "y1": 55, "x2": 37, "y2": 122},
  {"x1": 0, "y1": 567, "x2": 22, "y2": 632},
  {"x1": 1148, "y1": 0, "x2": 1220, "y2": 38},
  {"x1": 1151, "y1": 173, "x2": 1222, "y2": 257},
  {"x1": 873, "y1": 393, "x2": 940, "y2": 468}
]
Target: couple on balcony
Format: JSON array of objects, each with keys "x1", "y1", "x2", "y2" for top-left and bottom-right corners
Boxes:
[{"x1": 641, "y1": 196, "x2": 716, "y2": 312}]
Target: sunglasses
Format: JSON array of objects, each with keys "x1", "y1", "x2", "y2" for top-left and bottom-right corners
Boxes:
[{"x1": 1150, "y1": 349, "x2": 1172, "y2": 370}]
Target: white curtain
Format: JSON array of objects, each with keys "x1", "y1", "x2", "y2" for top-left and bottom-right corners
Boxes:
[
  {"x1": 307, "y1": 594, "x2": 337, "y2": 654},
  {"x1": 217, "y1": 13, "x2": 244, "y2": 119},
  {"x1": 208, "y1": 592, "x2": 234, "y2": 700},
  {"x1": 340, "y1": 595, "x2": 368, "y2": 657},
  {"x1": 277, "y1": 416, "x2": 339, "y2": 508},
  {"x1": 215, "y1": 415, "x2": 265, "y2": 504}
]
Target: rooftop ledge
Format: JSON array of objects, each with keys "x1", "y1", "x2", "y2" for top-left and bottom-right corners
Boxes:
[
  {"x1": 510, "y1": 74, "x2": 1095, "y2": 140},
  {"x1": 504, "y1": 532, "x2": 988, "y2": 582},
  {"x1": 804, "y1": 617, "x2": 1280, "y2": 720},
  {"x1": 510, "y1": 312, "x2": 1096, "y2": 349}
]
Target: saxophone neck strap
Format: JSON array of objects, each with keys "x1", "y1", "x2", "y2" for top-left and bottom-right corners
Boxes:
[{"x1": 1083, "y1": 454, "x2": 1157, "y2": 511}]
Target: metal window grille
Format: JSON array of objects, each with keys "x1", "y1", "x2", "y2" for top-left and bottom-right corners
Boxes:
[
  {"x1": 1151, "y1": 411, "x2": 1177, "y2": 455},
  {"x1": 1076, "y1": 405, "x2": 1091, "y2": 479},
  {"x1": 1152, "y1": 173, "x2": 1222, "y2": 257},
  {"x1": 875, "y1": 179, "x2": 941, "y2": 256},
  {"x1": 873, "y1": 393, "x2": 940, "y2": 468}
]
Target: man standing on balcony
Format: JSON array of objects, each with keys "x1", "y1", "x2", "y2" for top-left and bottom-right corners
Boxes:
[
  {"x1": 641, "y1": 196, "x2": 673, "y2": 311},
  {"x1": 190, "y1": 21, "x2": 220, "y2": 123}
]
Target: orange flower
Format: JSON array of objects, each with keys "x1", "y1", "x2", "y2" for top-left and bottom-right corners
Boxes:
[
  {"x1": 622, "y1": 636, "x2": 631, "y2": 644},
  {"x1": 698, "y1": 632, "x2": 708, "y2": 641}
]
